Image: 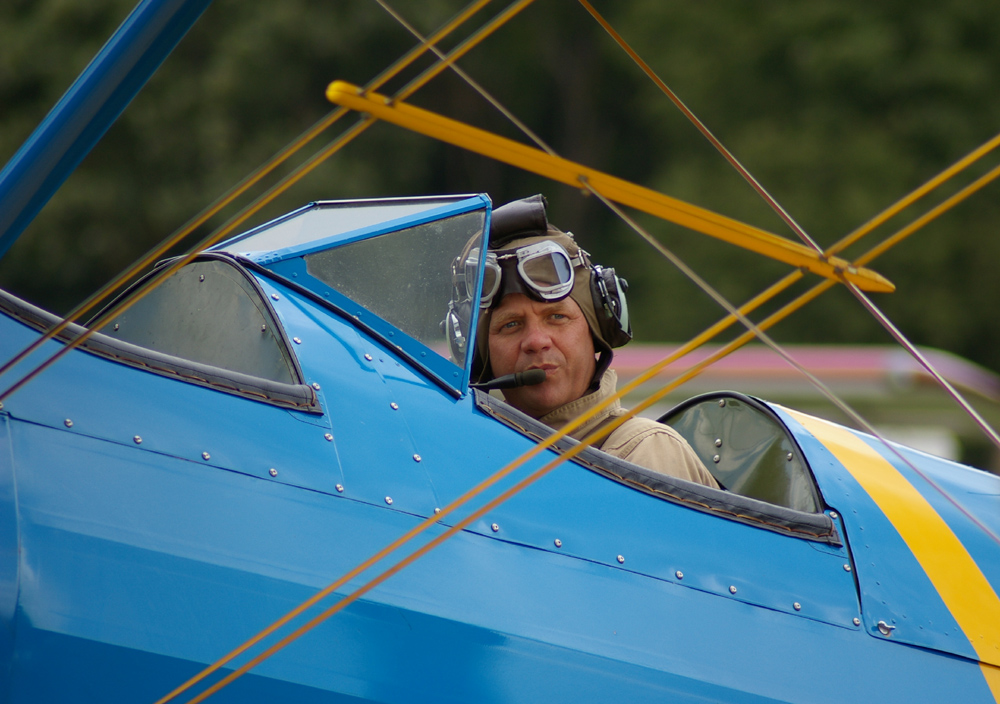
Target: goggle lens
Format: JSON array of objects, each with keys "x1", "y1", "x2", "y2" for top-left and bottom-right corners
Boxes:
[
  {"x1": 479, "y1": 241, "x2": 577, "y2": 308},
  {"x1": 519, "y1": 251, "x2": 572, "y2": 290},
  {"x1": 480, "y1": 263, "x2": 501, "y2": 306}
]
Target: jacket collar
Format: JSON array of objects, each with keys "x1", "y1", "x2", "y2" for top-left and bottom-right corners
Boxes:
[{"x1": 536, "y1": 369, "x2": 622, "y2": 442}]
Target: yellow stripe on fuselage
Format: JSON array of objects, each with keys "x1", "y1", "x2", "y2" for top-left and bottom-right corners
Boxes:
[
  {"x1": 787, "y1": 410, "x2": 1000, "y2": 681},
  {"x1": 984, "y1": 664, "x2": 1000, "y2": 702}
]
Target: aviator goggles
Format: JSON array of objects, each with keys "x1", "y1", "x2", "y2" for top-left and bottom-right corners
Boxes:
[{"x1": 477, "y1": 241, "x2": 584, "y2": 309}]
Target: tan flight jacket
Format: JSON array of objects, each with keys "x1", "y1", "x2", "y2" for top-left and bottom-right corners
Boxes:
[{"x1": 534, "y1": 370, "x2": 720, "y2": 489}]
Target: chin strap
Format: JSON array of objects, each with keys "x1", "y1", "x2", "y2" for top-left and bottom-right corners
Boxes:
[{"x1": 589, "y1": 348, "x2": 613, "y2": 393}]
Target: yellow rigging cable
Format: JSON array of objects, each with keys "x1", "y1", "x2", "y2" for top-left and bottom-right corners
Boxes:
[
  {"x1": 154, "y1": 3, "x2": 1000, "y2": 701},
  {"x1": 0, "y1": 1, "x2": 968, "y2": 700},
  {"x1": 0, "y1": 0, "x2": 534, "y2": 404},
  {"x1": 158, "y1": 110, "x2": 1000, "y2": 703},
  {"x1": 163, "y1": 160, "x2": 1000, "y2": 702}
]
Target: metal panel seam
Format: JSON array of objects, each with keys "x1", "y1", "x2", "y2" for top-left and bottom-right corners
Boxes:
[{"x1": 787, "y1": 409, "x2": 1000, "y2": 672}]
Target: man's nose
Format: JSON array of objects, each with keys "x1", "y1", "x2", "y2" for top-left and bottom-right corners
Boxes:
[{"x1": 520, "y1": 318, "x2": 551, "y2": 352}]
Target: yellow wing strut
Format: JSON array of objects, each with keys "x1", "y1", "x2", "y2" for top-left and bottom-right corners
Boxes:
[{"x1": 326, "y1": 80, "x2": 894, "y2": 293}]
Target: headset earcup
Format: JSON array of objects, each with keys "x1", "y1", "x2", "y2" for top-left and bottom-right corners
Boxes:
[{"x1": 590, "y1": 266, "x2": 632, "y2": 348}]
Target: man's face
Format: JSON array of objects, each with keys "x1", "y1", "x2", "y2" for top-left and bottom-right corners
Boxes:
[{"x1": 488, "y1": 293, "x2": 596, "y2": 418}]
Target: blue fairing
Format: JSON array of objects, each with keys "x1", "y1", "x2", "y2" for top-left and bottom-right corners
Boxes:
[
  {"x1": 0, "y1": 0, "x2": 214, "y2": 258},
  {"x1": 0, "y1": 222, "x2": 997, "y2": 700}
]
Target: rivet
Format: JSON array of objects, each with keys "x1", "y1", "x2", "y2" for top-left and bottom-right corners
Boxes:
[
  {"x1": 269, "y1": 468, "x2": 278, "y2": 477},
  {"x1": 554, "y1": 539, "x2": 563, "y2": 548},
  {"x1": 491, "y1": 523, "x2": 499, "y2": 532},
  {"x1": 786, "y1": 452, "x2": 794, "y2": 461},
  {"x1": 413, "y1": 454, "x2": 421, "y2": 462},
  {"x1": 617, "y1": 555, "x2": 625, "y2": 564},
  {"x1": 390, "y1": 402, "x2": 399, "y2": 410},
  {"x1": 312, "y1": 383, "x2": 321, "y2": 390},
  {"x1": 336, "y1": 484, "x2": 344, "y2": 493},
  {"x1": 364, "y1": 353, "x2": 373, "y2": 361},
  {"x1": 133, "y1": 435, "x2": 142, "y2": 444},
  {"x1": 829, "y1": 511, "x2": 839, "y2": 519},
  {"x1": 385, "y1": 496, "x2": 393, "y2": 505},
  {"x1": 434, "y1": 507, "x2": 441, "y2": 514},
  {"x1": 877, "y1": 620, "x2": 895, "y2": 636},
  {"x1": 64, "y1": 419, "x2": 73, "y2": 428},
  {"x1": 113, "y1": 323, "x2": 120, "y2": 331},
  {"x1": 714, "y1": 438, "x2": 722, "y2": 448},
  {"x1": 728, "y1": 585, "x2": 738, "y2": 594},
  {"x1": 324, "y1": 433, "x2": 333, "y2": 441},
  {"x1": 713, "y1": 454, "x2": 721, "y2": 463},
  {"x1": 675, "y1": 570, "x2": 684, "y2": 580},
  {"x1": 271, "y1": 294, "x2": 280, "y2": 301},
  {"x1": 844, "y1": 564, "x2": 852, "y2": 572},
  {"x1": 853, "y1": 617, "x2": 861, "y2": 626},
  {"x1": 202, "y1": 452, "x2": 211, "y2": 460},
  {"x1": 718, "y1": 399, "x2": 726, "y2": 407},
  {"x1": 199, "y1": 274, "x2": 205, "y2": 282},
  {"x1": 793, "y1": 602, "x2": 802, "y2": 611},
  {"x1": 261, "y1": 324, "x2": 266, "y2": 332},
  {"x1": 293, "y1": 337, "x2": 302, "y2": 344}
]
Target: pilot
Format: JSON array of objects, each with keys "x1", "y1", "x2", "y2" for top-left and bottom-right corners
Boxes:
[{"x1": 471, "y1": 195, "x2": 719, "y2": 489}]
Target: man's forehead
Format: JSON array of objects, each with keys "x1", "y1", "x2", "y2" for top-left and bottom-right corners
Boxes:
[{"x1": 490, "y1": 294, "x2": 581, "y2": 321}]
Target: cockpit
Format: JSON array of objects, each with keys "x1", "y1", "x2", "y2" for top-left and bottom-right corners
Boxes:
[{"x1": 69, "y1": 194, "x2": 828, "y2": 529}]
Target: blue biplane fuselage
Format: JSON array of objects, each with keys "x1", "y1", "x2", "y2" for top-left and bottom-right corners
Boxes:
[
  {"x1": 0, "y1": 195, "x2": 998, "y2": 703},
  {"x1": 0, "y1": 0, "x2": 998, "y2": 699}
]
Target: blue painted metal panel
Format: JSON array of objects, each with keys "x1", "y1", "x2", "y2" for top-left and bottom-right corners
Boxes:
[
  {"x1": 774, "y1": 407, "x2": 979, "y2": 659},
  {"x1": 0, "y1": 0, "x2": 214, "y2": 258},
  {"x1": 411, "y1": 402, "x2": 859, "y2": 628},
  {"x1": 257, "y1": 276, "x2": 445, "y2": 516},
  {"x1": 265, "y1": 258, "x2": 468, "y2": 397},
  {"x1": 5, "y1": 408, "x2": 995, "y2": 703},
  {"x1": 0, "y1": 414, "x2": 16, "y2": 683},
  {"x1": 2, "y1": 298, "x2": 998, "y2": 701},
  {"x1": 0, "y1": 305, "x2": 344, "y2": 496},
  {"x1": 863, "y1": 439, "x2": 1000, "y2": 593}
]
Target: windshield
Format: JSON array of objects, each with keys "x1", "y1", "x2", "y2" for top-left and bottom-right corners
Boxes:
[
  {"x1": 222, "y1": 195, "x2": 491, "y2": 395},
  {"x1": 304, "y1": 210, "x2": 484, "y2": 361},
  {"x1": 220, "y1": 197, "x2": 470, "y2": 257}
]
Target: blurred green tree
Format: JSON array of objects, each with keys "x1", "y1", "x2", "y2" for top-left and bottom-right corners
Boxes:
[{"x1": 2, "y1": 0, "x2": 999, "y2": 372}]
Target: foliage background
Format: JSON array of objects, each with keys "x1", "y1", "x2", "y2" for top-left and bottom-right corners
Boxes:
[{"x1": 2, "y1": 0, "x2": 1000, "y2": 371}]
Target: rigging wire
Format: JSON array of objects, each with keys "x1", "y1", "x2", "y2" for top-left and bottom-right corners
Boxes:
[
  {"x1": 0, "y1": 0, "x2": 500, "y2": 394},
  {"x1": 574, "y1": 1, "x2": 1000, "y2": 452},
  {"x1": 169, "y1": 159, "x2": 1000, "y2": 703},
  {"x1": 0, "y1": 114, "x2": 376, "y2": 403},
  {"x1": 160, "y1": 143, "x2": 1000, "y2": 704},
  {"x1": 161, "y1": 7, "x2": 1000, "y2": 701},
  {"x1": 572, "y1": 2, "x2": 1000, "y2": 547},
  {"x1": 376, "y1": 0, "x2": 555, "y2": 155},
  {"x1": 0, "y1": 0, "x2": 535, "y2": 404},
  {"x1": 574, "y1": 0, "x2": 1000, "y2": 462},
  {"x1": 575, "y1": 0, "x2": 822, "y2": 253},
  {"x1": 584, "y1": 179, "x2": 1000, "y2": 550}
]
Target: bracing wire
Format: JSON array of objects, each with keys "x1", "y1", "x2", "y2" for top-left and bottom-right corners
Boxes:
[
  {"x1": 573, "y1": 0, "x2": 1000, "y2": 452},
  {"x1": 156, "y1": 4, "x2": 1000, "y2": 701},
  {"x1": 0, "y1": 0, "x2": 519, "y2": 404},
  {"x1": 166, "y1": 153, "x2": 1000, "y2": 702}
]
